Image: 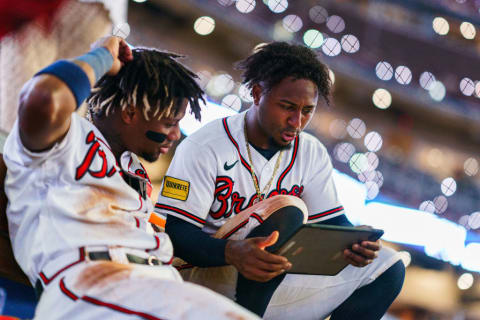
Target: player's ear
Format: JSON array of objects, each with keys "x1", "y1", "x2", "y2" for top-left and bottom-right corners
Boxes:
[
  {"x1": 120, "y1": 105, "x2": 137, "y2": 124},
  {"x1": 251, "y1": 83, "x2": 263, "y2": 106}
]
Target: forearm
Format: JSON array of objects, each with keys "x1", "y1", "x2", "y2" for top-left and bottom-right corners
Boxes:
[{"x1": 165, "y1": 215, "x2": 228, "y2": 267}]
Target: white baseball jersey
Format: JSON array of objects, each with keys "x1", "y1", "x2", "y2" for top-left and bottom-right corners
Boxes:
[
  {"x1": 3, "y1": 113, "x2": 172, "y2": 284},
  {"x1": 155, "y1": 111, "x2": 401, "y2": 319},
  {"x1": 155, "y1": 111, "x2": 345, "y2": 234},
  {"x1": 4, "y1": 112, "x2": 259, "y2": 320}
]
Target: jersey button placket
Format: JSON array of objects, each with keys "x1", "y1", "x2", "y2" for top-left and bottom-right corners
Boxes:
[{"x1": 259, "y1": 166, "x2": 272, "y2": 192}]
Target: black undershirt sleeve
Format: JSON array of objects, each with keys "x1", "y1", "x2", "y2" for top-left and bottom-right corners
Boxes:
[
  {"x1": 165, "y1": 215, "x2": 228, "y2": 267},
  {"x1": 317, "y1": 213, "x2": 354, "y2": 227}
]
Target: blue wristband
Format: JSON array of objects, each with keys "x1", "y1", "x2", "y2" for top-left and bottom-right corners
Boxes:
[
  {"x1": 35, "y1": 60, "x2": 91, "y2": 109},
  {"x1": 75, "y1": 47, "x2": 114, "y2": 83}
]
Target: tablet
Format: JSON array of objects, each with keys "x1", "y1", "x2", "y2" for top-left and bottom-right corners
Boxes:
[{"x1": 274, "y1": 224, "x2": 384, "y2": 276}]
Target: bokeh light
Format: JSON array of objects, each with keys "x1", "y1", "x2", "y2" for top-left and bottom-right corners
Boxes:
[
  {"x1": 326, "y1": 15, "x2": 345, "y2": 33},
  {"x1": 375, "y1": 61, "x2": 393, "y2": 81},
  {"x1": 282, "y1": 14, "x2": 303, "y2": 33},
  {"x1": 273, "y1": 21, "x2": 294, "y2": 41},
  {"x1": 432, "y1": 17, "x2": 449, "y2": 35},
  {"x1": 433, "y1": 195, "x2": 448, "y2": 214},
  {"x1": 372, "y1": 88, "x2": 392, "y2": 109},
  {"x1": 419, "y1": 71, "x2": 436, "y2": 90},
  {"x1": 267, "y1": 0, "x2": 288, "y2": 13},
  {"x1": 429, "y1": 81, "x2": 446, "y2": 101},
  {"x1": 427, "y1": 148, "x2": 444, "y2": 168},
  {"x1": 303, "y1": 29, "x2": 324, "y2": 48},
  {"x1": 358, "y1": 170, "x2": 375, "y2": 183},
  {"x1": 419, "y1": 200, "x2": 436, "y2": 213},
  {"x1": 349, "y1": 153, "x2": 369, "y2": 174},
  {"x1": 221, "y1": 94, "x2": 242, "y2": 112},
  {"x1": 460, "y1": 21, "x2": 476, "y2": 39},
  {"x1": 347, "y1": 118, "x2": 366, "y2": 139},
  {"x1": 468, "y1": 212, "x2": 480, "y2": 229},
  {"x1": 236, "y1": 0, "x2": 256, "y2": 13},
  {"x1": 372, "y1": 170, "x2": 384, "y2": 188},
  {"x1": 464, "y1": 157, "x2": 479, "y2": 176},
  {"x1": 196, "y1": 70, "x2": 212, "y2": 90},
  {"x1": 365, "y1": 181, "x2": 380, "y2": 200},
  {"x1": 309, "y1": 6, "x2": 328, "y2": 24},
  {"x1": 457, "y1": 273, "x2": 474, "y2": 290},
  {"x1": 365, "y1": 152, "x2": 379, "y2": 171},
  {"x1": 348, "y1": 153, "x2": 368, "y2": 174},
  {"x1": 206, "y1": 73, "x2": 235, "y2": 96},
  {"x1": 112, "y1": 23, "x2": 131, "y2": 39},
  {"x1": 459, "y1": 215, "x2": 470, "y2": 228},
  {"x1": 329, "y1": 119, "x2": 347, "y2": 139},
  {"x1": 364, "y1": 131, "x2": 383, "y2": 152},
  {"x1": 395, "y1": 66, "x2": 412, "y2": 85},
  {"x1": 322, "y1": 38, "x2": 341, "y2": 56},
  {"x1": 217, "y1": 0, "x2": 235, "y2": 6},
  {"x1": 460, "y1": 77, "x2": 475, "y2": 96},
  {"x1": 440, "y1": 177, "x2": 457, "y2": 196},
  {"x1": 194, "y1": 16, "x2": 215, "y2": 36},
  {"x1": 334, "y1": 142, "x2": 356, "y2": 163},
  {"x1": 341, "y1": 34, "x2": 360, "y2": 53},
  {"x1": 238, "y1": 84, "x2": 253, "y2": 103}
]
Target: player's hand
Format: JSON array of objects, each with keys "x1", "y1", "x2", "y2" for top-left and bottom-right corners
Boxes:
[
  {"x1": 90, "y1": 36, "x2": 133, "y2": 76},
  {"x1": 343, "y1": 240, "x2": 381, "y2": 267},
  {"x1": 225, "y1": 231, "x2": 291, "y2": 282}
]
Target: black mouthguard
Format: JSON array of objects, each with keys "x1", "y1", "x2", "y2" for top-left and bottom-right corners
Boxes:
[{"x1": 146, "y1": 130, "x2": 167, "y2": 143}]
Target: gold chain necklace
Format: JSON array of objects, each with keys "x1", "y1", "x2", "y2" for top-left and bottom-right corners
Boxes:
[{"x1": 244, "y1": 113, "x2": 283, "y2": 203}]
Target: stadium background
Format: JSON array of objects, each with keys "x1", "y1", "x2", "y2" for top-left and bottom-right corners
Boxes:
[{"x1": 0, "y1": 0, "x2": 479, "y2": 319}]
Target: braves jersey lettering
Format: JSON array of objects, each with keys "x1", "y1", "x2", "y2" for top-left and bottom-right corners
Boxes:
[
  {"x1": 75, "y1": 131, "x2": 116, "y2": 180},
  {"x1": 209, "y1": 176, "x2": 304, "y2": 220},
  {"x1": 156, "y1": 111, "x2": 346, "y2": 234}
]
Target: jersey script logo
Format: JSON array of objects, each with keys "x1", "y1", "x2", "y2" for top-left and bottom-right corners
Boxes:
[
  {"x1": 76, "y1": 131, "x2": 117, "y2": 180},
  {"x1": 224, "y1": 160, "x2": 238, "y2": 171},
  {"x1": 161, "y1": 176, "x2": 190, "y2": 201},
  {"x1": 209, "y1": 176, "x2": 304, "y2": 219}
]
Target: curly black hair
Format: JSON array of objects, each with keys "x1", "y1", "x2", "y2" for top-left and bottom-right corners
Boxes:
[
  {"x1": 87, "y1": 47, "x2": 204, "y2": 121},
  {"x1": 235, "y1": 42, "x2": 331, "y2": 104}
]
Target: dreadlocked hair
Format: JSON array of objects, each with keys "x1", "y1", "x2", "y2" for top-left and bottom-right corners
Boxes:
[
  {"x1": 235, "y1": 42, "x2": 331, "y2": 105},
  {"x1": 87, "y1": 47, "x2": 204, "y2": 121}
]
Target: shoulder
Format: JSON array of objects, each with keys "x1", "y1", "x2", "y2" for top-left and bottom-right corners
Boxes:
[
  {"x1": 3, "y1": 113, "x2": 102, "y2": 166},
  {"x1": 298, "y1": 131, "x2": 329, "y2": 159},
  {"x1": 180, "y1": 113, "x2": 244, "y2": 150}
]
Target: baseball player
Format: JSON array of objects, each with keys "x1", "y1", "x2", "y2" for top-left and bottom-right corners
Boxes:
[
  {"x1": 2, "y1": 36, "x2": 258, "y2": 320},
  {"x1": 155, "y1": 42, "x2": 405, "y2": 319}
]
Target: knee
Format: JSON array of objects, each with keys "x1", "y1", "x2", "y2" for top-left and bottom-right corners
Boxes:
[
  {"x1": 270, "y1": 205, "x2": 305, "y2": 226},
  {"x1": 248, "y1": 205, "x2": 305, "y2": 236},
  {"x1": 246, "y1": 206, "x2": 305, "y2": 252},
  {"x1": 384, "y1": 260, "x2": 406, "y2": 296}
]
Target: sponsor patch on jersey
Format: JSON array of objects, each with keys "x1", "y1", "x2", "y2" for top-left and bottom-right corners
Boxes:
[{"x1": 161, "y1": 176, "x2": 190, "y2": 201}]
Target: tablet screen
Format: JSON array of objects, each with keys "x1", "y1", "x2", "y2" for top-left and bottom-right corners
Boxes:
[{"x1": 275, "y1": 224, "x2": 384, "y2": 275}]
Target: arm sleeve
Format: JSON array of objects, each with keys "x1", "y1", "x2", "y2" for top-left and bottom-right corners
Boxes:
[
  {"x1": 154, "y1": 139, "x2": 216, "y2": 228},
  {"x1": 3, "y1": 114, "x2": 79, "y2": 167},
  {"x1": 300, "y1": 138, "x2": 346, "y2": 224},
  {"x1": 166, "y1": 215, "x2": 227, "y2": 267}
]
